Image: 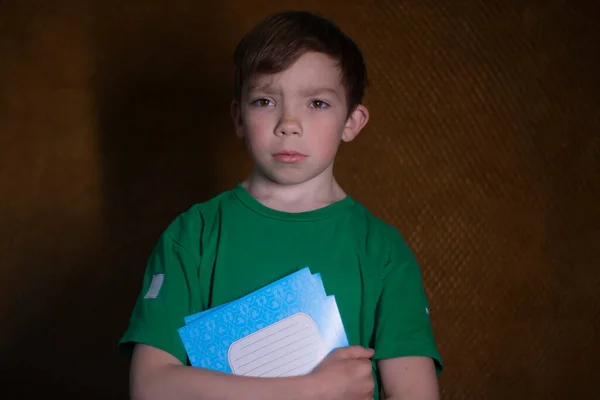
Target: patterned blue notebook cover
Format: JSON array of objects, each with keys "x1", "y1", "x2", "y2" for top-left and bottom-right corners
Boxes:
[
  {"x1": 178, "y1": 267, "x2": 348, "y2": 376},
  {"x1": 183, "y1": 267, "x2": 325, "y2": 325}
]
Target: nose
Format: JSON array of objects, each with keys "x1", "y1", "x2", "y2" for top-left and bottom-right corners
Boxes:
[{"x1": 274, "y1": 115, "x2": 302, "y2": 137}]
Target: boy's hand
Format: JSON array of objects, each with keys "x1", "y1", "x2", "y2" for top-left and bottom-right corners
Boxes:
[{"x1": 308, "y1": 345, "x2": 375, "y2": 400}]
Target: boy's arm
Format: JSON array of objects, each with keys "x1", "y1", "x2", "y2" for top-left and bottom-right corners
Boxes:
[
  {"x1": 130, "y1": 344, "x2": 316, "y2": 400},
  {"x1": 130, "y1": 343, "x2": 376, "y2": 400},
  {"x1": 372, "y1": 230, "x2": 444, "y2": 399},
  {"x1": 377, "y1": 356, "x2": 439, "y2": 400}
]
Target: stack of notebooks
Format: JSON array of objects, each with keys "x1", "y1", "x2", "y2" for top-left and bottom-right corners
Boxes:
[{"x1": 178, "y1": 267, "x2": 348, "y2": 378}]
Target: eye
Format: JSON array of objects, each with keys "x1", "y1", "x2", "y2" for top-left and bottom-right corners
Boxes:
[
  {"x1": 309, "y1": 100, "x2": 330, "y2": 109},
  {"x1": 251, "y1": 98, "x2": 274, "y2": 107}
]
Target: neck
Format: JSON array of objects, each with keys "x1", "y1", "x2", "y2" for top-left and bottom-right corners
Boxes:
[{"x1": 242, "y1": 170, "x2": 347, "y2": 213}]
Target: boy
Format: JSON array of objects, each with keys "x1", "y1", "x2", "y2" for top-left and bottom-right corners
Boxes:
[{"x1": 118, "y1": 10, "x2": 443, "y2": 400}]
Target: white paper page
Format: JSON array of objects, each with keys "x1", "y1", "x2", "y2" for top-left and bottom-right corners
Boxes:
[{"x1": 228, "y1": 312, "x2": 326, "y2": 377}]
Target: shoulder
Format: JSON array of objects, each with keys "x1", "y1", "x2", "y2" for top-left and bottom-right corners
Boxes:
[
  {"x1": 160, "y1": 188, "x2": 236, "y2": 250},
  {"x1": 350, "y1": 201, "x2": 413, "y2": 255},
  {"x1": 347, "y1": 200, "x2": 421, "y2": 284}
]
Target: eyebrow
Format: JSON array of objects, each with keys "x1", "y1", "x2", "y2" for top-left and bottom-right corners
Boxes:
[
  {"x1": 247, "y1": 85, "x2": 341, "y2": 99},
  {"x1": 298, "y1": 87, "x2": 340, "y2": 99},
  {"x1": 247, "y1": 82, "x2": 274, "y2": 93}
]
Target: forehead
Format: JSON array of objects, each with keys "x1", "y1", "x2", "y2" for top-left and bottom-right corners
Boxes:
[{"x1": 247, "y1": 51, "x2": 345, "y2": 93}]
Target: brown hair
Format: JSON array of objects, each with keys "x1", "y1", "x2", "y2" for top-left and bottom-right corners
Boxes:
[{"x1": 233, "y1": 10, "x2": 368, "y2": 115}]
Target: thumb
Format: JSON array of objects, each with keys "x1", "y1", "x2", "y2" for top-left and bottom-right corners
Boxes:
[{"x1": 332, "y1": 345, "x2": 375, "y2": 360}]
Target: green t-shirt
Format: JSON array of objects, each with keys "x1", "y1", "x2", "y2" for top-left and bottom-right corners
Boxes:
[{"x1": 118, "y1": 184, "x2": 443, "y2": 397}]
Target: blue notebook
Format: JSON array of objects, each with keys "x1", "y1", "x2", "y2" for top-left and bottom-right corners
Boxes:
[
  {"x1": 178, "y1": 267, "x2": 348, "y2": 377},
  {"x1": 183, "y1": 267, "x2": 326, "y2": 325}
]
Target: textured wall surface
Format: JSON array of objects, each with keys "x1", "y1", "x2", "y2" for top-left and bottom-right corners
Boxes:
[{"x1": 1, "y1": 1, "x2": 598, "y2": 399}]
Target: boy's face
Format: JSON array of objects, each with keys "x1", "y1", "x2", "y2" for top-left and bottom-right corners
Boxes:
[{"x1": 232, "y1": 51, "x2": 369, "y2": 186}]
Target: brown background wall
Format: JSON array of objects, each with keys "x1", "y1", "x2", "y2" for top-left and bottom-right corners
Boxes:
[{"x1": 1, "y1": 0, "x2": 598, "y2": 398}]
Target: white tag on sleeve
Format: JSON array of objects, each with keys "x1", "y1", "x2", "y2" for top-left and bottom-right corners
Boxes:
[{"x1": 144, "y1": 274, "x2": 164, "y2": 299}]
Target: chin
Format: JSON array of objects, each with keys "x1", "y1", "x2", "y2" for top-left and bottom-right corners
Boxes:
[
  {"x1": 269, "y1": 175, "x2": 314, "y2": 186},
  {"x1": 254, "y1": 160, "x2": 332, "y2": 186},
  {"x1": 265, "y1": 170, "x2": 320, "y2": 186}
]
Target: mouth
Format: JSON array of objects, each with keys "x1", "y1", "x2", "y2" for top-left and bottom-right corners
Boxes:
[{"x1": 272, "y1": 150, "x2": 308, "y2": 162}]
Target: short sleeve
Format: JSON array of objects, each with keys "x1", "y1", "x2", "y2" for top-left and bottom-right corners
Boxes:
[
  {"x1": 117, "y1": 226, "x2": 200, "y2": 365},
  {"x1": 372, "y1": 235, "x2": 444, "y2": 374}
]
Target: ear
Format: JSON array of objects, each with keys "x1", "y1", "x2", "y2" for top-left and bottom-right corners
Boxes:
[
  {"x1": 231, "y1": 99, "x2": 245, "y2": 139},
  {"x1": 342, "y1": 104, "x2": 369, "y2": 143}
]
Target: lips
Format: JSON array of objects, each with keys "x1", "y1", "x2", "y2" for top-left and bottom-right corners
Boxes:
[
  {"x1": 273, "y1": 150, "x2": 306, "y2": 156},
  {"x1": 272, "y1": 150, "x2": 308, "y2": 162}
]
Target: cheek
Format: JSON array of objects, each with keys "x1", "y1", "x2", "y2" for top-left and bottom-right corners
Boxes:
[
  {"x1": 246, "y1": 114, "x2": 268, "y2": 132},
  {"x1": 307, "y1": 118, "x2": 344, "y2": 149},
  {"x1": 244, "y1": 113, "x2": 272, "y2": 146}
]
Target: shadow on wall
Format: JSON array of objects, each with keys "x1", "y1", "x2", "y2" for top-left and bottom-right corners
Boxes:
[{"x1": 2, "y1": 4, "x2": 233, "y2": 399}]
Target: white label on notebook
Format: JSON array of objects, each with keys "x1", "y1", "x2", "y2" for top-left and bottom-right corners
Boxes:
[
  {"x1": 228, "y1": 312, "x2": 326, "y2": 377},
  {"x1": 144, "y1": 274, "x2": 164, "y2": 299}
]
